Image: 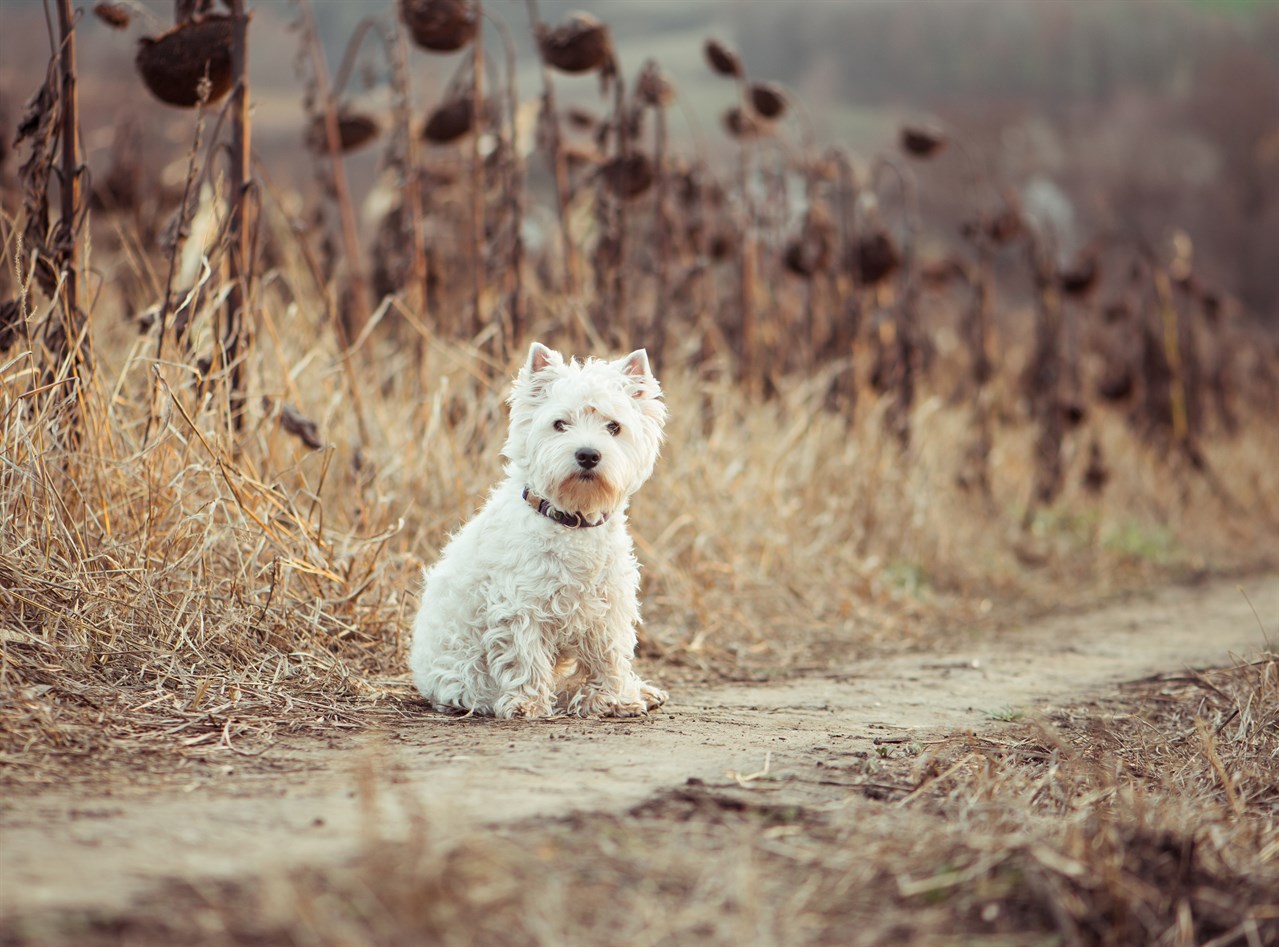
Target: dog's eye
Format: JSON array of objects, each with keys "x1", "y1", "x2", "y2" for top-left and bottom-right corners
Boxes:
[
  {"x1": 606, "y1": 421, "x2": 621, "y2": 436},
  {"x1": 553, "y1": 419, "x2": 568, "y2": 432}
]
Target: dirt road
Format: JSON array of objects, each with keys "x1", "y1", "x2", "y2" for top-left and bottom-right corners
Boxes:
[{"x1": 2, "y1": 575, "x2": 1274, "y2": 927}]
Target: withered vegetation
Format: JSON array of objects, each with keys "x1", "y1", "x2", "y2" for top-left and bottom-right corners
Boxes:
[
  {"x1": 0, "y1": 0, "x2": 1277, "y2": 940},
  {"x1": 1, "y1": 0, "x2": 1276, "y2": 785}
]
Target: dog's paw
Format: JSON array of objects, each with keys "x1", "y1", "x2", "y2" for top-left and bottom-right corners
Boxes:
[
  {"x1": 568, "y1": 687, "x2": 639, "y2": 718},
  {"x1": 600, "y1": 691, "x2": 666, "y2": 718},
  {"x1": 496, "y1": 694, "x2": 556, "y2": 719},
  {"x1": 568, "y1": 682, "x2": 666, "y2": 718},
  {"x1": 569, "y1": 691, "x2": 614, "y2": 717},
  {"x1": 605, "y1": 702, "x2": 649, "y2": 718},
  {"x1": 513, "y1": 700, "x2": 556, "y2": 719},
  {"x1": 638, "y1": 683, "x2": 668, "y2": 710}
]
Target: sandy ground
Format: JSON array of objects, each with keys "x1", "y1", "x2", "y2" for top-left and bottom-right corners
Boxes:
[{"x1": 1, "y1": 574, "x2": 1274, "y2": 927}]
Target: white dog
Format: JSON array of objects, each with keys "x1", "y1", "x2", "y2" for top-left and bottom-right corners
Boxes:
[{"x1": 409, "y1": 342, "x2": 669, "y2": 718}]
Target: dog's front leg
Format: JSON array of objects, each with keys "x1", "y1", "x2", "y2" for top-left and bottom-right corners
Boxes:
[
  {"x1": 570, "y1": 610, "x2": 666, "y2": 718},
  {"x1": 485, "y1": 614, "x2": 557, "y2": 719}
]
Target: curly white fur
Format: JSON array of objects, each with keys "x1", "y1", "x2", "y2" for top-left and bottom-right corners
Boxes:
[{"x1": 409, "y1": 342, "x2": 668, "y2": 718}]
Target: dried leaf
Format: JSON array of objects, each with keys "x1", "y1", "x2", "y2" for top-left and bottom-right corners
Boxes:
[{"x1": 279, "y1": 402, "x2": 324, "y2": 450}]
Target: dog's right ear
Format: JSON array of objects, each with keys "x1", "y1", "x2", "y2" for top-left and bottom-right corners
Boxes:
[
  {"x1": 526, "y1": 342, "x2": 560, "y2": 374},
  {"x1": 513, "y1": 342, "x2": 563, "y2": 407}
]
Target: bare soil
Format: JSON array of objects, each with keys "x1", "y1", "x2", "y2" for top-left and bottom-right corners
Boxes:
[{"x1": 1, "y1": 574, "x2": 1274, "y2": 942}]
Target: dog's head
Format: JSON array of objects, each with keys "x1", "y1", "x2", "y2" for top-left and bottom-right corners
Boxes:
[{"x1": 504, "y1": 342, "x2": 667, "y2": 517}]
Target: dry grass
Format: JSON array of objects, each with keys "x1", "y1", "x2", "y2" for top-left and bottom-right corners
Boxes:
[
  {"x1": 4, "y1": 1, "x2": 1278, "y2": 790},
  {"x1": 3, "y1": 210, "x2": 1278, "y2": 783},
  {"x1": 7, "y1": 655, "x2": 1274, "y2": 947}
]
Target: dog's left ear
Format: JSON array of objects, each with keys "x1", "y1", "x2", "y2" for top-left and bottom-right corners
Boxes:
[{"x1": 618, "y1": 349, "x2": 653, "y2": 396}]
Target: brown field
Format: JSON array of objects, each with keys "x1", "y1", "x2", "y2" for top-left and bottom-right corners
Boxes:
[{"x1": 2, "y1": 0, "x2": 1278, "y2": 944}]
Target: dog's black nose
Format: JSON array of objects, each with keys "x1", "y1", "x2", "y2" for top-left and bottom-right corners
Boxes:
[{"x1": 575, "y1": 447, "x2": 601, "y2": 470}]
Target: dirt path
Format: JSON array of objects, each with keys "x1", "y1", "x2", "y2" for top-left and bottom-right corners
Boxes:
[{"x1": 2, "y1": 575, "x2": 1274, "y2": 926}]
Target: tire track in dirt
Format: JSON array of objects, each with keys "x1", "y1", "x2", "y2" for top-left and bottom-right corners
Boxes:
[{"x1": 1, "y1": 575, "x2": 1274, "y2": 922}]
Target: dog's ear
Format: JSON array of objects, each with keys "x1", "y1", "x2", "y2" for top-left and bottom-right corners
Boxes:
[
  {"x1": 618, "y1": 349, "x2": 651, "y2": 381},
  {"x1": 526, "y1": 342, "x2": 560, "y2": 374},
  {"x1": 617, "y1": 349, "x2": 662, "y2": 406}
]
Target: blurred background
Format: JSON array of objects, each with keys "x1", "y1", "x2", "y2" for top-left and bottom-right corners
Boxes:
[{"x1": 3, "y1": 0, "x2": 1276, "y2": 321}]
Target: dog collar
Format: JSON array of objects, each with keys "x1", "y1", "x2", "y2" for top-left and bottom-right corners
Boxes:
[{"x1": 522, "y1": 486, "x2": 610, "y2": 529}]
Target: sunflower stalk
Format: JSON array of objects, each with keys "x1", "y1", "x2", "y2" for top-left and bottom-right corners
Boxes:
[
  {"x1": 295, "y1": 0, "x2": 370, "y2": 352},
  {"x1": 42, "y1": 0, "x2": 91, "y2": 438},
  {"x1": 220, "y1": 0, "x2": 252, "y2": 434},
  {"x1": 469, "y1": 0, "x2": 485, "y2": 348},
  {"x1": 524, "y1": 0, "x2": 579, "y2": 304}
]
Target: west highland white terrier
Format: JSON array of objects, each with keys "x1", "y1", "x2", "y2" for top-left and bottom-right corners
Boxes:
[{"x1": 409, "y1": 342, "x2": 669, "y2": 718}]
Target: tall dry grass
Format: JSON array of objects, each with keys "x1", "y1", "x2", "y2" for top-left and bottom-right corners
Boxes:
[{"x1": 2, "y1": 192, "x2": 1277, "y2": 782}]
